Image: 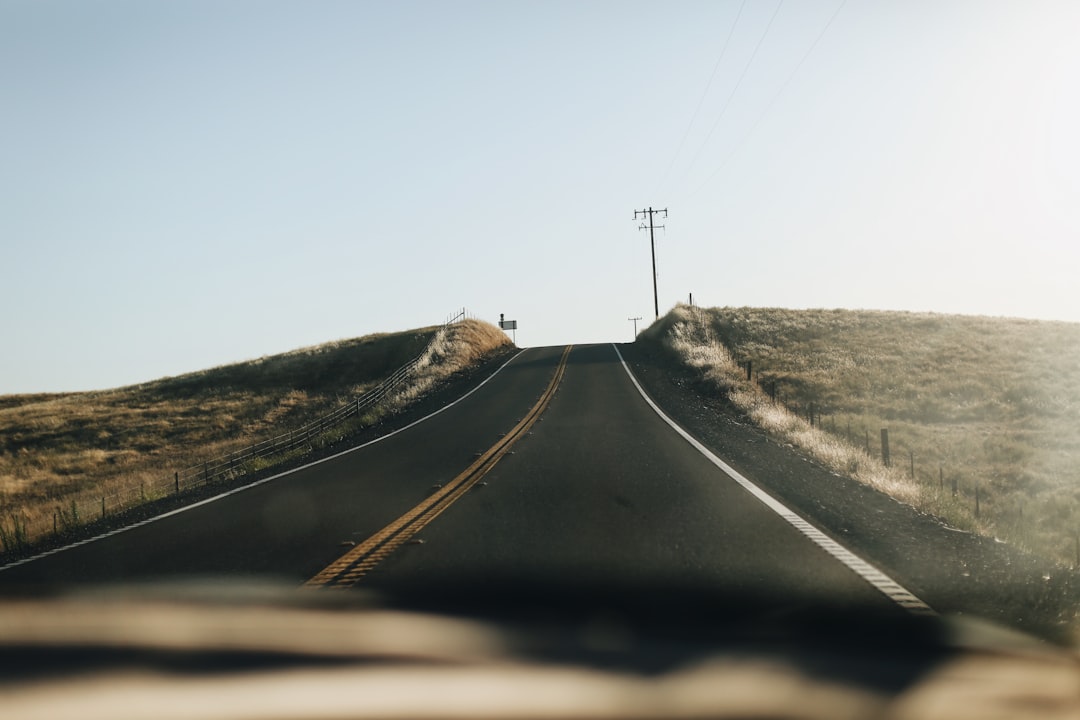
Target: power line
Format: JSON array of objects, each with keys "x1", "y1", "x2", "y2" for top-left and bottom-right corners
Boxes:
[
  {"x1": 680, "y1": 0, "x2": 786, "y2": 182},
  {"x1": 656, "y1": 0, "x2": 748, "y2": 194},
  {"x1": 689, "y1": 0, "x2": 848, "y2": 197}
]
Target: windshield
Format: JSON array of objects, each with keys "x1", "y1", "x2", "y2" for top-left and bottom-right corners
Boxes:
[{"x1": 2, "y1": 1, "x2": 1079, "y2": 717}]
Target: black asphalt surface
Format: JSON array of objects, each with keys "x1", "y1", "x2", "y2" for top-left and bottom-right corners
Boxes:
[
  {"x1": 0, "y1": 346, "x2": 559, "y2": 587},
  {"x1": 363, "y1": 344, "x2": 897, "y2": 611},
  {"x1": 0, "y1": 344, "x2": 909, "y2": 619}
]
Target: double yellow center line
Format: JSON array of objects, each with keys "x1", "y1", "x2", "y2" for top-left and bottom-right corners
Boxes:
[{"x1": 305, "y1": 345, "x2": 572, "y2": 589}]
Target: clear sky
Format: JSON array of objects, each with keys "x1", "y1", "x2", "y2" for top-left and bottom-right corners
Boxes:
[{"x1": 3, "y1": 0, "x2": 1079, "y2": 394}]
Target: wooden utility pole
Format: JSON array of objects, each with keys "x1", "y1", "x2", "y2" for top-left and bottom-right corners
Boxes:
[
  {"x1": 628, "y1": 316, "x2": 642, "y2": 339},
  {"x1": 634, "y1": 207, "x2": 667, "y2": 319}
]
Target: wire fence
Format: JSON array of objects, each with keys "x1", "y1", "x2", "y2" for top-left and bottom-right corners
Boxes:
[
  {"x1": 7, "y1": 309, "x2": 473, "y2": 551},
  {"x1": 174, "y1": 307, "x2": 469, "y2": 491},
  {"x1": 682, "y1": 307, "x2": 1079, "y2": 565}
]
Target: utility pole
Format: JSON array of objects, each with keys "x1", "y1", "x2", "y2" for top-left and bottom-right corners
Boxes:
[
  {"x1": 628, "y1": 316, "x2": 642, "y2": 339},
  {"x1": 634, "y1": 207, "x2": 667, "y2": 319}
]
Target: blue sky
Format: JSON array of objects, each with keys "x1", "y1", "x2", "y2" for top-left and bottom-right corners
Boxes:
[{"x1": 3, "y1": 0, "x2": 1079, "y2": 393}]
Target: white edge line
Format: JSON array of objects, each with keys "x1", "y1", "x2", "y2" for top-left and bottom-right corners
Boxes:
[
  {"x1": 0, "y1": 349, "x2": 529, "y2": 574},
  {"x1": 612, "y1": 344, "x2": 935, "y2": 616}
]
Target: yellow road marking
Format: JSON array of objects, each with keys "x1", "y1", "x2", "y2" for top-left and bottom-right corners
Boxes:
[{"x1": 305, "y1": 345, "x2": 573, "y2": 589}]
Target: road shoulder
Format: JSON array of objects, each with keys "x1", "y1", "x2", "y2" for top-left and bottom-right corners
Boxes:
[{"x1": 618, "y1": 340, "x2": 1080, "y2": 644}]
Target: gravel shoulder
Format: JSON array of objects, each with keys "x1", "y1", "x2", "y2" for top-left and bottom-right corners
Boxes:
[{"x1": 618, "y1": 339, "x2": 1080, "y2": 645}]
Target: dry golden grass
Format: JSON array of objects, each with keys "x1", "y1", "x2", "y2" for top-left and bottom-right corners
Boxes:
[
  {"x1": 644, "y1": 304, "x2": 1080, "y2": 566},
  {"x1": 0, "y1": 319, "x2": 512, "y2": 550},
  {"x1": 398, "y1": 319, "x2": 513, "y2": 405}
]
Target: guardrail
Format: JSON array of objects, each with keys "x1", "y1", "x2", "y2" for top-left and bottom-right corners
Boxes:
[
  {"x1": 175, "y1": 345, "x2": 427, "y2": 490},
  {"x1": 174, "y1": 307, "x2": 471, "y2": 491},
  {"x1": 9, "y1": 310, "x2": 475, "y2": 551}
]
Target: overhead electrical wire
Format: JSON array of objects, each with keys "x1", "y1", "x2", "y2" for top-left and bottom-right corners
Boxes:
[
  {"x1": 679, "y1": 0, "x2": 786, "y2": 183},
  {"x1": 656, "y1": 0, "x2": 749, "y2": 195},
  {"x1": 688, "y1": 0, "x2": 848, "y2": 198}
]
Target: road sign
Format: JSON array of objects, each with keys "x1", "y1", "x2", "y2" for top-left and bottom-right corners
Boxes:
[{"x1": 499, "y1": 314, "x2": 518, "y2": 344}]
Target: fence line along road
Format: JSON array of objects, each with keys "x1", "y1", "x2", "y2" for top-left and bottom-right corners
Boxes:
[
  {"x1": 176, "y1": 307, "x2": 468, "y2": 492},
  {"x1": 29, "y1": 309, "x2": 472, "y2": 548}
]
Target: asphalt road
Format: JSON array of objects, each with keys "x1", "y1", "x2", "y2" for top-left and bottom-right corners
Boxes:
[{"x1": 0, "y1": 344, "x2": 917, "y2": 618}]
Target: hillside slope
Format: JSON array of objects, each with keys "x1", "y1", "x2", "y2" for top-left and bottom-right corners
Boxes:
[
  {"x1": 0, "y1": 319, "x2": 512, "y2": 550},
  {"x1": 641, "y1": 305, "x2": 1080, "y2": 567}
]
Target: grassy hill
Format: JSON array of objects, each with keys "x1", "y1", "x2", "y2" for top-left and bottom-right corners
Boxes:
[
  {"x1": 0, "y1": 319, "x2": 512, "y2": 550},
  {"x1": 642, "y1": 305, "x2": 1080, "y2": 567}
]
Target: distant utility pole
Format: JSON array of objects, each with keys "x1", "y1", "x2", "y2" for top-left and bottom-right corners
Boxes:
[
  {"x1": 634, "y1": 207, "x2": 667, "y2": 319},
  {"x1": 628, "y1": 316, "x2": 642, "y2": 339}
]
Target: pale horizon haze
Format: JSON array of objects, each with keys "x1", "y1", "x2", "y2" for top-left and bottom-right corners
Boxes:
[{"x1": 3, "y1": 0, "x2": 1079, "y2": 394}]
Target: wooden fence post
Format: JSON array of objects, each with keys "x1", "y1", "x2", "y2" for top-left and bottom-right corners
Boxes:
[{"x1": 880, "y1": 429, "x2": 890, "y2": 467}]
